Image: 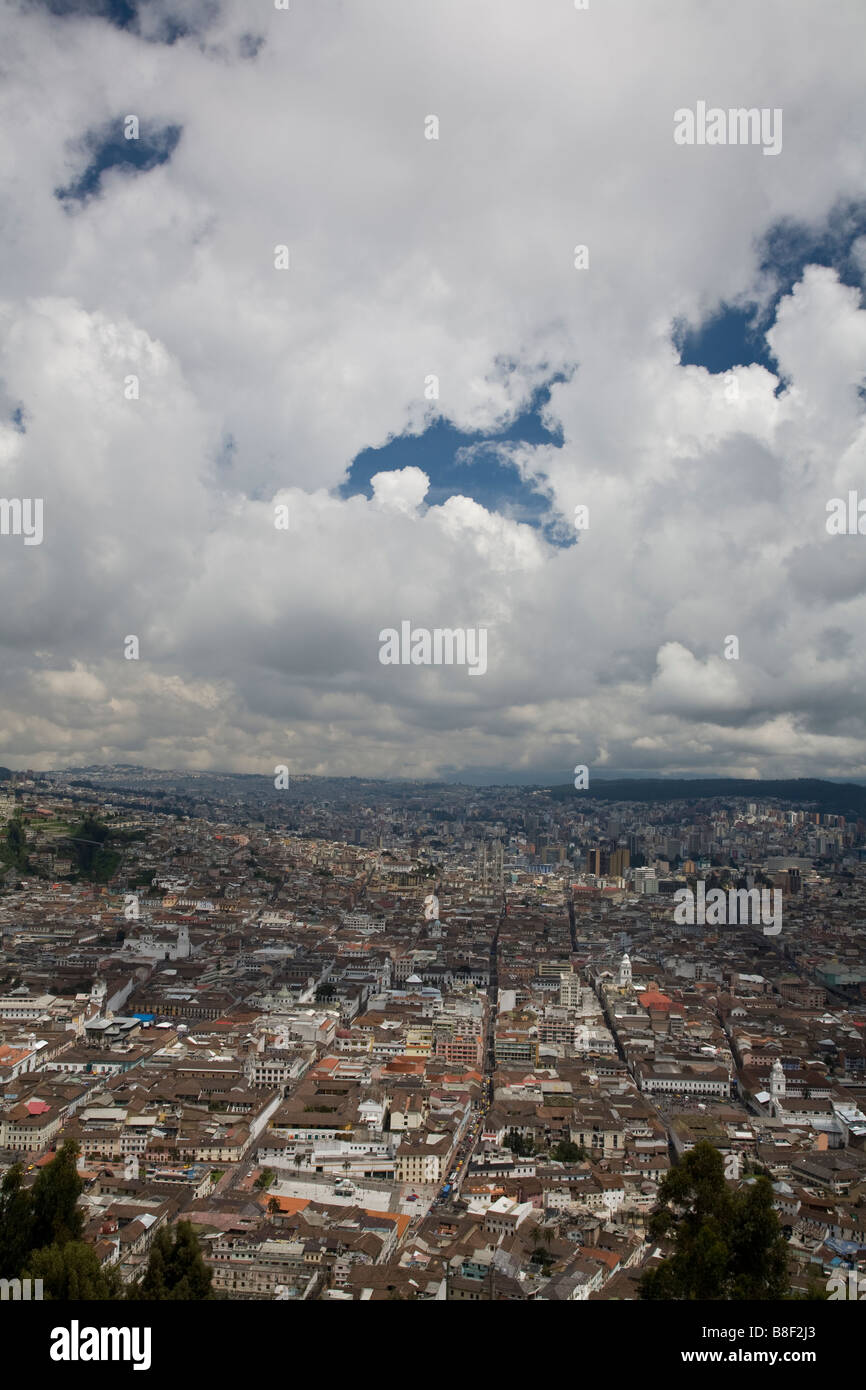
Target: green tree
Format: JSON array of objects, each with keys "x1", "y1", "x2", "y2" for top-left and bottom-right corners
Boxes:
[
  {"x1": 743, "y1": 1157, "x2": 772, "y2": 1178},
  {"x1": 129, "y1": 870, "x2": 156, "y2": 890},
  {"x1": 504, "y1": 1130, "x2": 535, "y2": 1158},
  {"x1": 791, "y1": 1277, "x2": 830, "y2": 1301},
  {"x1": 0, "y1": 1163, "x2": 35, "y2": 1277},
  {"x1": 550, "y1": 1140, "x2": 584, "y2": 1164},
  {"x1": 29, "y1": 1140, "x2": 84, "y2": 1250},
  {"x1": 254, "y1": 1168, "x2": 275, "y2": 1191},
  {"x1": 1, "y1": 1143, "x2": 121, "y2": 1300},
  {"x1": 639, "y1": 1142, "x2": 789, "y2": 1301},
  {"x1": 3, "y1": 811, "x2": 29, "y2": 871},
  {"x1": 530, "y1": 1232, "x2": 554, "y2": 1268},
  {"x1": 69, "y1": 813, "x2": 109, "y2": 875},
  {"x1": 726, "y1": 1176, "x2": 790, "y2": 1300},
  {"x1": 68, "y1": 814, "x2": 118, "y2": 882},
  {"x1": 26, "y1": 1240, "x2": 122, "y2": 1301},
  {"x1": 131, "y1": 1221, "x2": 214, "y2": 1300}
]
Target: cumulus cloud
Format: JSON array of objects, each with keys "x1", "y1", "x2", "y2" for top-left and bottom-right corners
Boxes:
[
  {"x1": 0, "y1": 0, "x2": 865, "y2": 779},
  {"x1": 370, "y1": 467, "x2": 429, "y2": 515}
]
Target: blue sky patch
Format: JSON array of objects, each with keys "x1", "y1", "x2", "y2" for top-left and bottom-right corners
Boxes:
[
  {"x1": 56, "y1": 121, "x2": 182, "y2": 204},
  {"x1": 30, "y1": 0, "x2": 137, "y2": 22},
  {"x1": 340, "y1": 379, "x2": 572, "y2": 543},
  {"x1": 23, "y1": 0, "x2": 213, "y2": 43},
  {"x1": 759, "y1": 198, "x2": 866, "y2": 304},
  {"x1": 674, "y1": 199, "x2": 866, "y2": 382},
  {"x1": 675, "y1": 304, "x2": 776, "y2": 375}
]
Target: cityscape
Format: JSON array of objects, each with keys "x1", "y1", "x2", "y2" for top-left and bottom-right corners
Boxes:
[{"x1": 1, "y1": 765, "x2": 866, "y2": 1315}]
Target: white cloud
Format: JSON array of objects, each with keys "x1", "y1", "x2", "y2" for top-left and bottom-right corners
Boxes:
[
  {"x1": 370, "y1": 466, "x2": 429, "y2": 515},
  {"x1": 0, "y1": 0, "x2": 865, "y2": 778}
]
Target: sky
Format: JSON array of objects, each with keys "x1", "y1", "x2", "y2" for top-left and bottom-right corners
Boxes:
[{"x1": 1, "y1": 0, "x2": 865, "y2": 784}]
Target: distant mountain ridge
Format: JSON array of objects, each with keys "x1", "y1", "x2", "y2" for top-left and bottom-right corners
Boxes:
[
  {"x1": 549, "y1": 777, "x2": 866, "y2": 816},
  {"x1": 19, "y1": 765, "x2": 866, "y2": 817}
]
